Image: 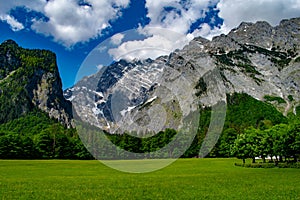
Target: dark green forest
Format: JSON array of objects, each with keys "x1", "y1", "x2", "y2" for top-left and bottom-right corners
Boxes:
[
  {"x1": 0, "y1": 111, "x2": 92, "y2": 159},
  {"x1": 0, "y1": 40, "x2": 83, "y2": 159},
  {"x1": 0, "y1": 92, "x2": 299, "y2": 161}
]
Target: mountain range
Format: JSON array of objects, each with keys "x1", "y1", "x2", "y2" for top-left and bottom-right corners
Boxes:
[
  {"x1": 0, "y1": 17, "x2": 300, "y2": 159},
  {"x1": 65, "y1": 17, "x2": 300, "y2": 135}
]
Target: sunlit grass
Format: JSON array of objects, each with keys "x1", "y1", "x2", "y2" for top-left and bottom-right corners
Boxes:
[{"x1": 0, "y1": 159, "x2": 299, "y2": 199}]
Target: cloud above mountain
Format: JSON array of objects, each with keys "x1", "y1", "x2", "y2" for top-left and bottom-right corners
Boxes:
[
  {"x1": 108, "y1": 0, "x2": 217, "y2": 60},
  {"x1": 1, "y1": 0, "x2": 300, "y2": 52},
  {"x1": 144, "y1": 0, "x2": 216, "y2": 34},
  {"x1": 215, "y1": 0, "x2": 300, "y2": 36}
]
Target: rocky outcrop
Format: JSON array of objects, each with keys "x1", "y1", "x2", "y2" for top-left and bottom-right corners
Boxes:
[{"x1": 0, "y1": 40, "x2": 73, "y2": 127}]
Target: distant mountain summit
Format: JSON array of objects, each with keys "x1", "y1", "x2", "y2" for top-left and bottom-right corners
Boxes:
[
  {"x1": 65, "y1": 17, "x2": 300, "y2": 133},
  {"x1": 0, "y1": 40, "x2": 73, "y2": 127}
]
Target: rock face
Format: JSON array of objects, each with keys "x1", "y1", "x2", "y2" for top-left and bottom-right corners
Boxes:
[
  {"x1": 65, "y1": 17, "x2": 300, "y2": 133},
  {"x1": 0, "y1": 40, "x2": 73, "y2": 127}
]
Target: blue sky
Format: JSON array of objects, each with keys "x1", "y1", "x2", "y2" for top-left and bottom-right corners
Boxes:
[{"x1": 1, "y1": 0, "x2": 300, "y2": 89}]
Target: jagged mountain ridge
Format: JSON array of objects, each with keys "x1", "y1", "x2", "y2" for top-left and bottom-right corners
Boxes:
[
  {"x1": 65, "y1": 17, "x2": 300, "y2": 133},
  {"x1": 0, "y1": 40, "x2": 73, "y2": 127}
]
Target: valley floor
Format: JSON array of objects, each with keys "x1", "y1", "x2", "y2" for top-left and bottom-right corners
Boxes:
[{"x1": 0, "y1": 158, "x2": 299, "y2": 199}]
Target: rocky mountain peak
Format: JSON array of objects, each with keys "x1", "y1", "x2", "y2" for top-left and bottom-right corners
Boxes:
[
  {"x1": 2, "y1": 39, "x2": 18, "y2": 46},
  {"x1": 66, "y1": 17, "x2": 300, "y2": 133},
  {"x1": 227, "y1": 21, "x2": 273, "y2": 48}
]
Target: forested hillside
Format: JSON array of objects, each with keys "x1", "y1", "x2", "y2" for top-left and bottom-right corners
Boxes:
[
  {"x1": 0, "y1": 111, "x2": 92, "y2": 159},
  {"x1": 0, "y1": 40, "x2": 88, "y2": 159},
  {"x1": 0, "y1": 40, "x2": 73, "y2": 127}
]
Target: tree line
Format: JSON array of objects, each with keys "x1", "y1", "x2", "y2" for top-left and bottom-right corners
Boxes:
[
  {"x1": 0, "y1": 112, "x2": 92, "y2": 159},
  {"x1": 232, "y1": 121, "x2": 300, "y2": 163},
  {"x1": 0, "y1": 93, "x2": 299, "y2": 161}
]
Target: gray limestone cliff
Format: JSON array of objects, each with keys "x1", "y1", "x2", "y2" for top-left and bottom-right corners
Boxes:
[{"x1": 65, "y1": 17, "x2": 300, "y2": 133}]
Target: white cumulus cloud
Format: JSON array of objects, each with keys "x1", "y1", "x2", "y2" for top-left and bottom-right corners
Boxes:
[
  {"x1": 199, "y1": 0, "x2": 300, "y2": 39},
  {"x1": 0, "y1": 14, "x2": 24, "y2": 31},
  {"x1": 110, "y1": 33, "x2": 125, "y2": 45},
  {"x1": 144, "y1": 0, "x2": 216, "y2": 34},
  {"x1": 189, "y1": 23, "x2": 223, "y2": 40},
  {"x1": 108, "y1": 0, "x2": 216, "y2": 61},
  {"x1": 108, "y1": 28, "x2": 190, "y2": 61},
  {"x1": 31, "y1": 0, "x2": 130, "y2": 47},
  {"x1": 0, "y1": 0, "x2": 130, "y2": 47},
  {"x1": 218, "y1": 0, "x2": 300, "y2": 28}
]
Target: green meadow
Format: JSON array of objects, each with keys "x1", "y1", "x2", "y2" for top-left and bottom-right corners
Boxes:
[{"x1": 0, "y1": 159, "x2": 299, "y2": 200}]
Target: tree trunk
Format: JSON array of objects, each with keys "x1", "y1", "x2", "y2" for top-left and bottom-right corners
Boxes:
[
  {"x1": 53, "y1": 133, "x2": 56, "y2": 158},
  {"x1": 294, "y1": 155, "x2": 297, "y2": 162},
  {"x1": 271, "y1": 156, "x2": 273, "y2": 162},
  {"x1": 279, "y1": 156, "x2": 283, "y2": 162},
  {"x1": 243, "y1": 158, "x2": 245, "y2": 164},
  {"x1": 262, "y1": 157, "x2": 266, "y2": 163},
  {"x1": 252, "y1": 157, "x2": 256, "y2": 164}
]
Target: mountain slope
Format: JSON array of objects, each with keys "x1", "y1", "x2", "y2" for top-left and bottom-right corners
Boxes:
[
  {"x1": 0, "y1": 40, "x2": 73, "y2": 127},
  {"x1": 66, "y1": 17, "x2": 300, "y2": 134},
  {"x1": 0, "y1": 40, "x2": 92, "y2": 159}
]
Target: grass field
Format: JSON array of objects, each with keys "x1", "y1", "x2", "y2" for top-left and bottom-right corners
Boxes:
[{"x1": 0, "y1": 159, "x2": 299, "y2": 200}]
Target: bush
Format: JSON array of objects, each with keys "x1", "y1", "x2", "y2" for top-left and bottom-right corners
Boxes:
[
  {"x1": 235, "y1": 162, "x2": 300, "y2": 169},
  {"x1": 264, "y1": 95, "x2": 286, "y2": 104}
]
